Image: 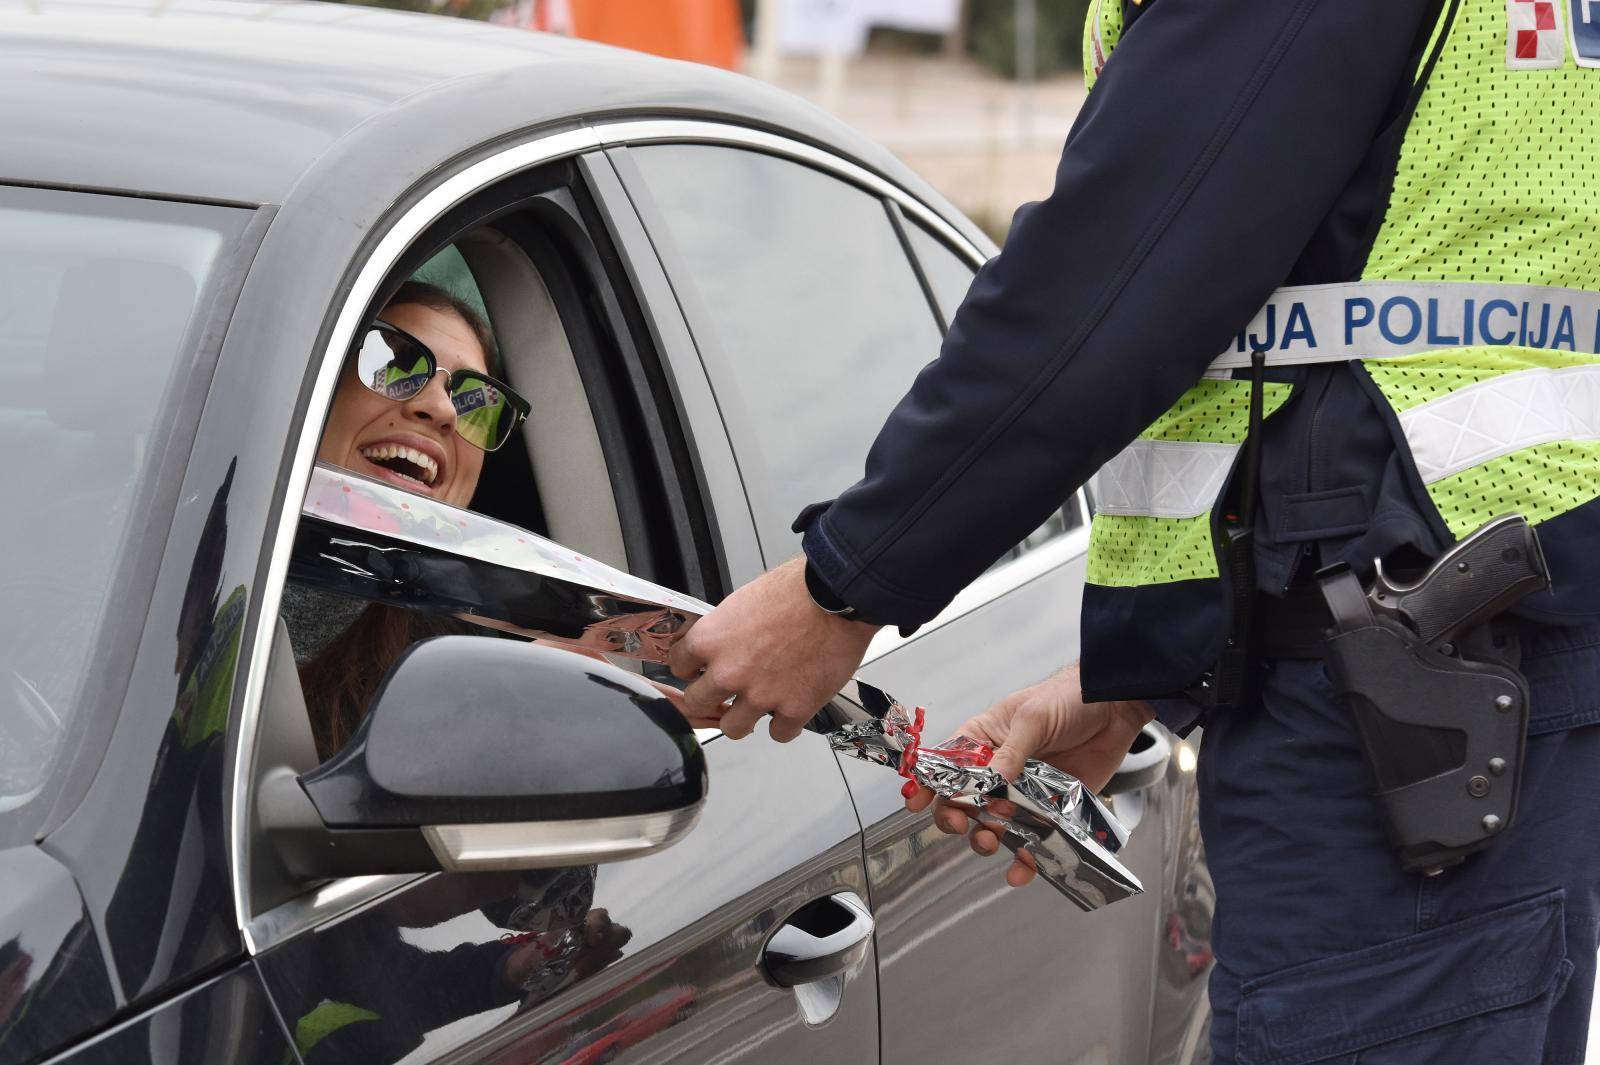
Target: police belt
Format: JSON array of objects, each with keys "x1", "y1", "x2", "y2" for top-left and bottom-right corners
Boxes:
[
  {"x1": 1197, "y1": 278, "x2": 1600, "y2": 667},
  {"x1": 1206, "y1": 279, "x2": 1600, "y2": 375},
  {"x1": 1194, "y1": 282, "x2": 1572, "y2": 876}
]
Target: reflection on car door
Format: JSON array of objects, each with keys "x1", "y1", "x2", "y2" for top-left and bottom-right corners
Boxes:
[
  {"x1": 854, "y1": 564, "x2": 1171, "y2": 1065},
  {"x1": 253, "y1": 729, "x2": 874, "y2": 1064}
]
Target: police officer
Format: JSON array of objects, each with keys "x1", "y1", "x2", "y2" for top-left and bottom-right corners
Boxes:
[{"x1": 668, "y1": 0, "x2": 1600, "y2": 1059}]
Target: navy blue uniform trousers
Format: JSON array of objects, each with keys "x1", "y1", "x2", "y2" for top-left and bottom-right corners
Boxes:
[{"x1": 1200, "y1": 626, "x2": 1600, "y2": 1064}]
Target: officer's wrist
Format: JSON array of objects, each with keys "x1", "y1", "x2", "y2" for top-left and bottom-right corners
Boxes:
[{"x1": 803, "y1": 559, "x2": 873, "y2": 624}]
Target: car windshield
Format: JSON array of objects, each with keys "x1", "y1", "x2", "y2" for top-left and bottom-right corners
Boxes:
[{"x1": 0, "y1": 186, "x2": 245, "y2": 844}]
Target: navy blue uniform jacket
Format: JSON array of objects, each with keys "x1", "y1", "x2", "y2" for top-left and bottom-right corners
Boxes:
[{"x1": 798, "y1": 0, "x2": 1453, "y2": 660}]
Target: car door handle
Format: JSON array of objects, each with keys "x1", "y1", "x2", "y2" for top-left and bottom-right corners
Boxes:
[
  {"x1": 761, "y1": 891, "x2": 874, "y2": 988},
  {"x1": 1103, "y1": 722, "x2": 1172, "y2": 795}
]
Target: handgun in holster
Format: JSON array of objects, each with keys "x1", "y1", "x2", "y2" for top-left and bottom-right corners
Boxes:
[{"x1": 1316, "y1": 514, "x2": 1551, "y2": 875}]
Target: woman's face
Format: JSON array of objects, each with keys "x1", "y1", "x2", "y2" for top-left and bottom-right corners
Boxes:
[{"x1": 317, "y1": 302, "x2": 489, "y2": 508}]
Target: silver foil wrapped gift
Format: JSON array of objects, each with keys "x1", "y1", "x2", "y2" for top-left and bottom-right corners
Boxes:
[{"x1": 827, "y1": 679, "x2": 1144, "y2": 912}]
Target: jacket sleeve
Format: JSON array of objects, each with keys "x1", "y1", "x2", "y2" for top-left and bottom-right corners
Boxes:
[{"x1": 800, "y1": 0, "x2": 1437, "y2": 626}]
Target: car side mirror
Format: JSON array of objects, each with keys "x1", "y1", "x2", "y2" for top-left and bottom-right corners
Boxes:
[{"x1": 261, "y1": 636, "x2": 706, "y2": 880}]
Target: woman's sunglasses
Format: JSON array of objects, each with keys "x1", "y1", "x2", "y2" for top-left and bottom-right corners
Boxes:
[{"x1": 352, "y1": 321, "x2": 531, "y2": 453}]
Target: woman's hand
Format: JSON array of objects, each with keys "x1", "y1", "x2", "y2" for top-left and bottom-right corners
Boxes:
[{"x1": 904, "y1": 663, "x2": 1152, "y2": 887}]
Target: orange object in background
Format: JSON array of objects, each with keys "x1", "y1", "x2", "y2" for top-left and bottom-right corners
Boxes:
[{"x1": 568, "y1": 0, "x2": 744, "y2": 69}]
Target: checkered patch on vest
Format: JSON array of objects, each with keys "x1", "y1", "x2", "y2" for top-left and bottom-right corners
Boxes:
[
  {"x1": 1569, "y1": 0, "x2": 1600, "y2": 66},
  {"x1": 1509, "y1": 0, "x2": 1566, "y2": 68}
]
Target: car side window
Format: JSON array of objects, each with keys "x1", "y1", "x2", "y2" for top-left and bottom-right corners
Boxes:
[
  {"x1": 634, "y1": 145, "x2": 1082, "y2": 572},
  {"x1": 902, "y1": 219, "x2": 978, "y2": 332},
  {"x1": 0, "y1": 188, "x2": 245, "y2": 849},
  {"x1": 628, "y1": 144, "x2": 946, "y2": 560},
  {"x1": 248, "y1": 179, "x2": 701, "y2": 919}
]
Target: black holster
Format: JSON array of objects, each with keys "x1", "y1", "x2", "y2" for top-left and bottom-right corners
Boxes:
[{"x1": 1318, "y1": 570, "x2": 1530, "y2": 874}]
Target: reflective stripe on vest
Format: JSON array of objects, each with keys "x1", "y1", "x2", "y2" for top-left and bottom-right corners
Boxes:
[
  {"x1": 1092, "y1": 439, "x2": 1236, "y2": 519},
  {"x1": 1401, "y1": 362, "x2": 1600, "y2": 481},
  {"x1": 1094, "y1": 364, "x2": 1600, "y2": 518},
  {"x1": 1092, "y1": 281, "x2": 1600, "y2": 520}
]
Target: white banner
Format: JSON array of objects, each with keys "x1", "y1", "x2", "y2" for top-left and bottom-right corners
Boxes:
[
  {"x1": 778, "y1": 0, "x2": 961, "y2": 56},
  {"x1": 870, "y1": 0, "x2": 961, "y2": 34},
  {"x1": 779, "y1": 0, "x2": 864, "y2": 53}
]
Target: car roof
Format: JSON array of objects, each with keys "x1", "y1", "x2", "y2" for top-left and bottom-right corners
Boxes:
[{"x1": 4, "y1": 0, "x2": 968, "y2": 218}]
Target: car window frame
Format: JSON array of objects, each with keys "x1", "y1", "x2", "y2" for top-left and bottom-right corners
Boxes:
[
  {"x1": 234, "y1": 129, "x2": 745, "y2": 955},
  {"x1": 230, "y1": 129, "x2": 606, "y2": 954},
  {"x1": 884, "y1": 199, "x2": 954, "y2": 334}
]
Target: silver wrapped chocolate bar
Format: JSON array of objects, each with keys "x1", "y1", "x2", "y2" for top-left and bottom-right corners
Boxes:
[{"x1": 827, "y1": 679, "x2": 1144, "y2": 911}]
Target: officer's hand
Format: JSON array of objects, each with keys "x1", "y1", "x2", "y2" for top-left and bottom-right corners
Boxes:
[
  {"x1": 904, "y1": 663, "x2": 1153, "y2": 887},
  {"x1": 667, "y1": 557, "x2": 881, "y2": 742},
  {"x1": 553, "y1": 645, "x2": 705, "y2": 724}
]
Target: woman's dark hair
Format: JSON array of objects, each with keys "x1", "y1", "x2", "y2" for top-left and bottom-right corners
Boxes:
[
  {"x1": 299, "y1": 606, "x2": 469, "y2": 760},
  {"x1": 384, "y1": 279, "x2": 501, "y2": 376}
]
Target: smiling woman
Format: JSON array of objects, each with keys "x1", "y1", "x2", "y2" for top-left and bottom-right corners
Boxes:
[
  {"x1": 292, "y1": 281, "x2": 524, "y2": 758},
  {"x1": 317, "y1": 281, "x2": 508, "y2": 507}
]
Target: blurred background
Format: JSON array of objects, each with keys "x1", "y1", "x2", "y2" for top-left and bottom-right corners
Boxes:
[{"x1": 330, "y1": 0, "x2": 1091, "y2": 242}]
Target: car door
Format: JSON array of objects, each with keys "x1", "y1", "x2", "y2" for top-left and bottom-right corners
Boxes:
[
  {"x1": 615, "y1": 134, "x2": 1212, "y2": 1065},
  {"x1": 241, "y1": 144, "x2": 880, "y2": 1065},
  {"x1": 870, "y1": 217, "x2": 1214, "y2": 1065}
]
